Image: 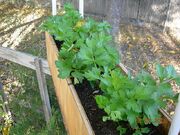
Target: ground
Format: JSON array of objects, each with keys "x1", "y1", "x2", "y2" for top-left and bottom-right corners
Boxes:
[
  {"x1": 119, "y1": 24, "x2": 180, "y2": 116},
  {"x1": 0, "y1": 2, "x2": 179, "y2": 134},
  {"x1": 119, "y1": 24, "x2": 180, "y2": 74},
  {"x1": 0, "y1": 3, "x2": 66, "y2": 135}
]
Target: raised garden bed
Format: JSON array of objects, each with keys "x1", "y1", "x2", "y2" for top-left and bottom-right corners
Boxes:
[{"x1": 45, "y1": 32, "x2": 172, "y2": 135}]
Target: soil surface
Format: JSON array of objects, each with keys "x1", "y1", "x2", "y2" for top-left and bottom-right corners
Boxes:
[
  {"x1": 75, "y1": 80, "x2": 119, "y2": 135},
  {"x1": 75, "y1": 80, "x2": 161, "y2": 135}
]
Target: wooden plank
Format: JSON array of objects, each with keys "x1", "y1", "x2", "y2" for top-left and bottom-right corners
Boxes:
[
  {"x1": 45, "y1": 32, "x2": 94, "y2": 135},
  {"x1": 121, "y1": 0, "x2": 139, "y2": 19},
  {"x1": 138, "y1": 0, "x2": 169, "y2": 26},
  {"x1": 0, "y1": 47, "x2": 50, "y2": 75},
  {"x1": 61, "y1": 0, "x2": 108, "y2": 16},
  {"x1": 34, "y1": 58, "x2": 52, "y2": 123}
]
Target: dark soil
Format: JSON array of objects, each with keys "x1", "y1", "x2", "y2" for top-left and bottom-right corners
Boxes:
[
  {"x1": 74, "y1": 80, "x2": 161, "y2": 135},
  {"x1": 75, "y1": 80, "x2": 119, "y2": 135}
]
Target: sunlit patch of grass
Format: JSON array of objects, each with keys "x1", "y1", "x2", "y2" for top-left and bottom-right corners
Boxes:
[
  {"x1": 0, "y1": 61, "x2": 66, "y2": 135},
  {"x1": 0, "y1": 3, "x2": 66, "y2": 134},
  {"x1": 0, "y1": 2, "x2": 47, "y2": 49}
]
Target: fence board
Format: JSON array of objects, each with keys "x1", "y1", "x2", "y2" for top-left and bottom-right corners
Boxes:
[
  {"x1": 121, "y1": 0, "x2": 139, "y2": 19},
  {"x1": 141, "y1": 0, "x2": 168, "y2": 25},
  {"x1": 0, "y1": 47, "x2": 50, "y2": 75},
  {"x1": 58, "y1": 0, "x2": 179, "y2": 29},
  {"x1": 60, "y1": 0, "x2": 107, "y2": 16}
]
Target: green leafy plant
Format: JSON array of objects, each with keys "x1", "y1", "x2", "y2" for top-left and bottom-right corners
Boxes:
[
  {"x1": 95, "y1": 65, "x2": 179, "y2": 135},
  {"x1": 41, "y1": 3, "x2": 119, "y2": 83},
  {"x1": 42, "y1": 3, "x2": 179, "y2": 135}
]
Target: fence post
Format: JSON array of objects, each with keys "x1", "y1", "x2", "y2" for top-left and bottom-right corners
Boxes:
[{"x1": 34, "y1": 58, "x2": 52, "y2": 123}]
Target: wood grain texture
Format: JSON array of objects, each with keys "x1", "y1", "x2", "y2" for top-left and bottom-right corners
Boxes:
[
  {"x1": 35, "y1": 58, "x2": 52, "y2": 123},
  {"x1": 45, "y1": 32, "x2": 94, "y2": 135},
  {"x1": 0, "y1": 47, "x2": 50, "y2": 75},
  {"x1": 60, "y1": 0, "x2": 179, "y2": 29},
  {"x1": 138, "y1": 0, "x2": 169, "y2": 26}
]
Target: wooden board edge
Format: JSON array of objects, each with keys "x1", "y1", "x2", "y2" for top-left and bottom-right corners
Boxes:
[
  {"x1": 45, "y1": 32, "x2": 94, "y2": 135},
  {"x1": 68, "y1": 84, "x2": 94, "y2": 135}
]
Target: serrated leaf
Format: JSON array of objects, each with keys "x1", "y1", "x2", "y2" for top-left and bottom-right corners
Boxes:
[
  {"x1": 156, "y1": 64, "x2": 166, "y2": 81},
  {"x1": 84, "y1": 67, "x2": 101, "y2": 81},
  {"x1": 126, "y1": 100, "x2": 141, "y2": 113},
  {"x1": 135, "y1": 71, "x2": 156, "y2": 85},
  {"x1": 127, "y1": 112, "x2": 138, "y2": 128},
  {"x1": 109, "y1": 111, "x2": 122, "y2": 121},
  {"x1": 95, "y1": 95, "x2": 108, "y2": 109},
  {"x1": 78, "y1": 45, "x2": 94, "y2": 65},
  {"x1": 166, "y1": 65, "x2": 176, "y2": 78},
  {"x1": 143, "y1": 105, "x2": 160, "y2": 126},
  {"x1": 55, "y1": 60, "x2": 72, "y2": 79},
  {"x1": 157, "y1": 83, "x2": 173, "y2": 98}
]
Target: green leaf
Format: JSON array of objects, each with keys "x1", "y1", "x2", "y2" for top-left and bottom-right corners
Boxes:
[
  {"x1": 71, "y1": 72, "x2": 84, "y2": 83},
  {"x1": 133, "y1": 129, "x2": 142, "y2": 135},
  {"x1": 102, "y1": 116, "x2": 110, "y2": 122},
  {"x1": 126, "y1": 100, "x2": 141, "y2": 113},
  {"x1": 78, "y1": 45, "x2": 94, "y2": 65},
  {"x1": 166, "y1": 65, "x2": 176, "y2": 78},
  {"x1": 55, "y1": 60, "x2": 71, "y2": 79},
  {"x1": 84, "y1": 67, "x2": 101, "y2": 81},
  {"x1": 143, "y1": 105, "x2": 160, "y2": 126},
  {"x1": 156, "y1": 64, "x2": 166, "y2": 81},
  {"x1": 135, "y1": 71, "x2": 156, "y2": 85},
  {"x1": 117, "y1": 126, "x2": 127, "y2": 135},
  {"x1": 157, "y1": 83, "x2": 173, "y2": 99},
  {"x1": 141, "y1": 127, "x2": 150, "y2": 134},
  {"x1": 127, "y1": 111, "x2": 138, "y2": 128},
  {"x1": 73, "y1": 77, "x2": 79, "y2": 84},
  {"x1": 95, "y1": 95, "x2": 108, "y2": 109}
]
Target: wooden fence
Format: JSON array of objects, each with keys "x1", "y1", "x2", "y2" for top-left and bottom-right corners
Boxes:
[
  {"x1": 59, "y1": 0, "x2": 180, "y2": 29},
  {"x1": 0, "y1": 47, "x2": 52, "y2": 123}
]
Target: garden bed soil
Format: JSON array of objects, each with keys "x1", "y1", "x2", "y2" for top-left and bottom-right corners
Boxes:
[
  {"x1": 75, "y1": 80, "x2": 162, "y2": 135},
  {"x1": 54, "y1": 38, "x2": 162, "y2": 135}
]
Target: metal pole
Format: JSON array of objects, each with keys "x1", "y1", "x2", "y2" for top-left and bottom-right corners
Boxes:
[
  {"x1": 52, "y1": 0, "x2": 57, "y2": 16},
  {"x1": 79, "y1": 0, "x2": 84, "y2": 17},
  {"x1": 168, "y1": 95, "x2": 180, "y2": 135}
]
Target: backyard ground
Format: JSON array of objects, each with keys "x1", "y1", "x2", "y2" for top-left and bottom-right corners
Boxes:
[
  {"x1": 0, "y1": 3, "x2": 66, "y2": 135},
  {"x1": 0, "y1": 2, "x2": 179, "y2": 134}
]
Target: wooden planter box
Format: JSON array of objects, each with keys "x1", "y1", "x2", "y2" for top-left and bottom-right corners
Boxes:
[{"x1": 45, "y1": 32, "x2": 171, "y2": 135}]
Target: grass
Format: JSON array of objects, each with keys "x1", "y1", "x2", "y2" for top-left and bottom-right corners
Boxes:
[
  {"x1": 0, "y1": 3, "x2": 66, "y2": 133},
  {"x1": 0, "y1": 59, "x2": 67, "y2": 135}
]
